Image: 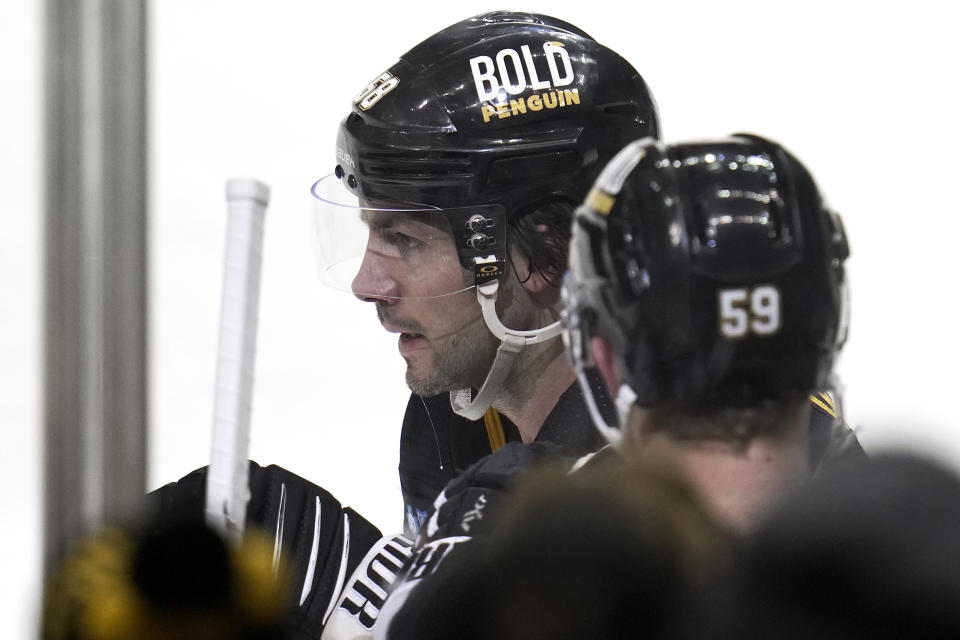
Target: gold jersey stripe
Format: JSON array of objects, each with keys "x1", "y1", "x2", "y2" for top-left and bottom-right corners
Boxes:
[
  {"x1": 484, "y1": 407, "x2": 507, "y2": 452},
  {"x1": 809, "y1": 393, "x2": 837, "y2": 419},
  {"x1": 818, "y1": 391, "x2": 835, "y2": 411}
]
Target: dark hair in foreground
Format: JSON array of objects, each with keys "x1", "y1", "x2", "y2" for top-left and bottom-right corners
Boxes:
[
  {"x1": 716, "y1": 452, "x2": 960, "y2": 639},
  {"x1": 389, "y1": 454, "x2": 732, "y2": 640}
]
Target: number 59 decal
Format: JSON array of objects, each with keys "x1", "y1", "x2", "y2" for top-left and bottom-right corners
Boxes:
[{"x1": 718, "y1": 285, "x2": 781, "y2": 339}]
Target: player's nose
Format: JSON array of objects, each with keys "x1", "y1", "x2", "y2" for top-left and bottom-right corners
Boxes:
[{"x1": 351, "y1": 249, "x2": 400, "y2": 303}]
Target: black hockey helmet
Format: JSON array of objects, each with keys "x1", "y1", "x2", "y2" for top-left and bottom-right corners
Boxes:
[
  {"x1": 312, "y1": 10, "x2": 660, "y2": 298},
  {"x1": 563, "y1": 135, "x2": 850, "y2": 412}
]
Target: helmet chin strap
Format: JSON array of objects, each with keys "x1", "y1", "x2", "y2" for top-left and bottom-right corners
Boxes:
[{"x1": 449, "y1": 276, "x2": 563, "y2": 420}]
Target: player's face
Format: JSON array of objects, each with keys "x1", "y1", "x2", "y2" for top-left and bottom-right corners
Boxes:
[{"x1": 351, "y1": 212, "x2": 500, "y2": 396}]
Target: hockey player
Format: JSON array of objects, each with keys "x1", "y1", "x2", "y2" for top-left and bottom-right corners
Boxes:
[
  {"x1": 562, "y1": 133, "x2": 863, "y2": 531},
  {"x1": 150, "y1": 129, "x2": 864, "y2": 638},
  {"x1": 311, "y1": 10, "x2": 660, "y2": 536},
  {"x1": 150, "y1": 11, "x2": 661, "y2": 638},
  {"x1": 353, "y1": 133, "x2": 864, "y2": 639},
  {"x1": 315, "y1": 11, "x2": 852, "y2": 540},
  {"x1": 152, "y1": 16, "x2": 861, "y2": 639}
]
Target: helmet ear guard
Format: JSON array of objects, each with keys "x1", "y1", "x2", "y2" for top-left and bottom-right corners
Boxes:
[
  {"x1": 562, "y1": 139, "x2": 657, "y2": 442},
  {"x1": 561, "y1": 241, "x2": 629, "y2": 445}
]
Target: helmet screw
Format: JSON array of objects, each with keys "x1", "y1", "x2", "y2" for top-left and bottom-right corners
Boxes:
[
  {"x1": 468, "y1": 233, "x2": 493, "y2": 250},
  {"x1": 335, "y1": 165, "x2": 344, "y2": 179},
  {"x1": 467, "y1": 214, "x2": 489, "y2": 232},
  {"x1": 347, "y1": 175, "x2": 357, "y2": 189}
]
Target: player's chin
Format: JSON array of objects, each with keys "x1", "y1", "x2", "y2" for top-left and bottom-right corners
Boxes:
[{"x1": 404, "y1": 364, "x2": 447, "y2": 398}]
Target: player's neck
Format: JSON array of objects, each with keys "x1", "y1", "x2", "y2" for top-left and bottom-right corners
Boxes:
[
  {"x1": 494, "y1": 338, "x2": 576, "y2": 443},
  {"x1": 626, "y1": 407, "x2": 810, "y2": 534}
]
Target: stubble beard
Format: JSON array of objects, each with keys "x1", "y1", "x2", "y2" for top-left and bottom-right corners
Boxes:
[
  {"x1": 376, "y1": 301, "x2": 500, "y2": 398},
  {"x1": 404, "y1": 321, "x2": 500, "y2": 398}
]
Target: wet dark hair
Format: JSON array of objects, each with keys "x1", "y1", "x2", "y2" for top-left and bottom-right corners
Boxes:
[{"x1": 508, "y1": 200, "x2": 574, "y2": 287}]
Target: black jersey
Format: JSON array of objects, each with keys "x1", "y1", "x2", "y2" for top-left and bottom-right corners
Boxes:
[
  {"x1": 144, "y1": 394, "x2": 863, "y2": 639},
  {"x1": 374, "y1": 395, "x2": 867, "y2": 640},
  {"x1": 399, "y1": 379, "x2": 861, "y2": 537},
  {"x1": 398, "y1": 370, "x2": 613, "y2": 537},
  {"x1": 806, "y1": 391, "x2": 866, "y2": 470}
]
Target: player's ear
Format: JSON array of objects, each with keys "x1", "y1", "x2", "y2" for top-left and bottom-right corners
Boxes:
[
  {"x1": 509, "y1": 250, "x2": 553, "y2": 294},
  {"x1": 590, "y1": 336, "x2": 621, "y2": 396},
  {"x1": 519, "y1": 268, "x2": 552, "y2": 294}
]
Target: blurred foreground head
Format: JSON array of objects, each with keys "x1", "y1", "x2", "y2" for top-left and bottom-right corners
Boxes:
[
  {"x1": 719, "y1": 452, "x2": 960, "y2": 638},
  {"x1": 388, "y1": 454, "x2": 732, "y2": 640},
  {"x1": 42, "y1": 519, "x2": 291, "y2": 640}
]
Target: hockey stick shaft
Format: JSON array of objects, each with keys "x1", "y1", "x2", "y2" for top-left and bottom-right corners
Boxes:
[{"x1": 205, "y1": 178, "x2": 270, "y2": 543}]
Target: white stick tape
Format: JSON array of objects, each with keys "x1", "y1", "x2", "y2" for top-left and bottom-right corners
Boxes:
[{"x1": 205, "y1": 178, "x2": 270, "y2": 543}]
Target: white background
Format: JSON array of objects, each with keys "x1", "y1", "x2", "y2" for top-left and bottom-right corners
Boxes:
[{"x1": 3, "y1": 1, "x2": 958, "y2": 637}]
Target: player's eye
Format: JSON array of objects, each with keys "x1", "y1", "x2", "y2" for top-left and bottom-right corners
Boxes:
[{"x1": 388, "y1": 231, "x2": 423, "y2": 255}]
